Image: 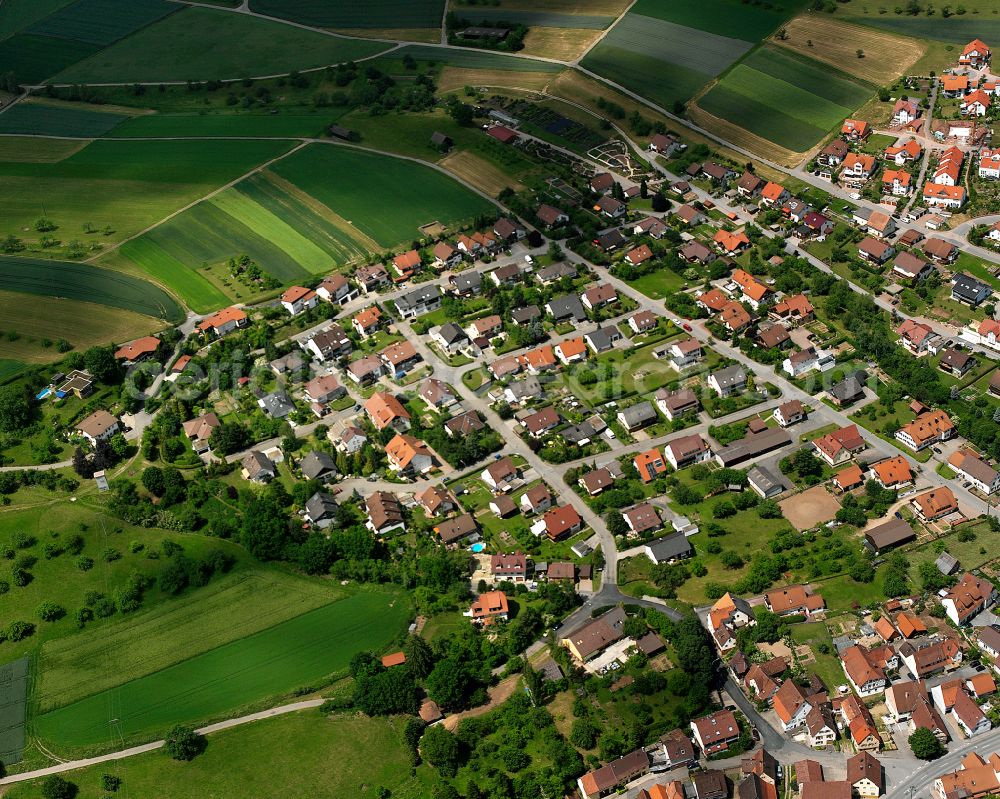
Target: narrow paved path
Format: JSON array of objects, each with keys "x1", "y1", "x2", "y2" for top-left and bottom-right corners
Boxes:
[{"x1": 0, "y1": 699, "x2": 324, "y2": 785}]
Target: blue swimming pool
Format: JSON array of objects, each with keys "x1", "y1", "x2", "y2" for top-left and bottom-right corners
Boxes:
[{"x1": 470, "y1": 543, "x2": 486, "y2": 553}]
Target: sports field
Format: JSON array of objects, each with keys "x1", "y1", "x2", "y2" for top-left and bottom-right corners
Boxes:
[
  {"x1": 9, "y1": 713, "x2": 430, "y2": 799},
  {"x1": 772, "y1": 15, "x2": 923, "y2": 86},
  {"x1": 53, "y1": 7, "x2": 391, "y2": 83},
  {"x1": 249, "y1": 0, "x2": 444, "y2": 28},
  {"x1": 35, "y1": 589, "x2": 411, "y2": 749},
  {"x1": 0, "y1": 257, "x2": 184, "y2": 321},
  {"x1": 0, "y1": 658, "x2": 28, "y2": 765},
  {"x1": 0, "y1": 138, "x2": 293, "y2": 255},
  {"x1": 0, "y1": 289, "x2": 163, "y2": 363},
  {"x1": 271, "y1": 144, "x2": 497, "y2": 248},
  {"x1": 0, "y1": 101, "x2": 129, "y2": 137},
  {"x1": 36, "y1": 569, "x2": 342, "y2": 712},
  {"x1": 696, "y1": 45, "x2": 873, "y2": 152}
]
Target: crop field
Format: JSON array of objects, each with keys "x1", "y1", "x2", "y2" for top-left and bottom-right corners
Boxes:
[
  {"x1": 440, "y1": 150, "x2": 523, "y2": 197},
  {"x1": 630, "y1": 0, "x2": 809, "y2": 41},
  {"x1": 36, "y1": 569, "x2": 342, "y2": 713},
  {"x1": 26, "y1": 0, "x2": 176, "y2": 46},
  {"x1": 0, "y1": 101, "x2": 129, "y2": 137},
  {"x1": 0, "y1": 0, "x2": 75, "y2": 39},
  {"x1": 840, "y1": 10, "x2": 1000, "y2": 45},
  {"x1": 249, "y1": 0, "x2": 444, "y2": 28},
  {"x1": 0, "y1": 659, "x2": 28, "y2": 764},
  {"x1": 520, "y1": 28, "x2": 603, "y2": 61},
  {"x1": 773, "y1": 15, "x2": 923, "y2": 85},
  {"x1": 271, "y1": 144, "x2": 497, "y2": 249},
  {"x1": 0, "y1": 257, "x2": 183, "y2": 321},
  {"x1": 0, "y1": 34, "x2": 100, "y2": 85},
  {"x1": 0, "y1": 139, "x2": 292, "y2": 254},
  {"x1": 0, "y1": 289, "x2": 162, "y2": 362},
  {"x1": 696, "y1": 46, "x2": 873, "y2": 152},
  {"x1": 35, "y1": 589, "x2": 411, "y2": 749},
  {"x1": 496, "y1": 0, "x2": 630, "y2": 12},
  {"x1": 582, "y1": 10, "x2": 753, "y2": 108},
  {"x1": 53, "y1": 7, "x2": 391, "y2": 84},
  {"x1": 123, "y1": 167, "x2": 377, "y2": 306},
  {"x1": 10, "y1": 713, "x2": 431, "y2": 799},
  {"x1": 106, "y1": 110, "x2": 339, "y2": 139},
  {"x1": 0, "y1": 137, "x2": 86, "y2": 163}
]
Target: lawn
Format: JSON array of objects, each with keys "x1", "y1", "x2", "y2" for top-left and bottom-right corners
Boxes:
[
  {"x1": 788, "y1": 621, "x2": 849, "y2": 691},
  {"x1": 560, "y1": 335, "x2": 684, "y2": 403},
  {"x1": 0, "y1": 256, "x2": 184, "y2": 322},
  {"x1": 35, "y1": 566, "x2": 343, "y2": 712},
  {"x1": 10, "y1": 712, "x2": 434, "y2": 799},
  {"x1": 52, "y1": 7, "x2": 391, "y2": 83},
  {"x1": 0, "y1": 289, "x2": 164, "y2": 363},
  {"x1": 0, "y1": 138, "x2": 293, "y2": 259},
  {"x1": 35, "y1": 588, "x2": 411, "y2": 751},
  {"x1": 627, "y1": 268, "x2": 688, "y2": 300},
  {"x1": 249, "y1": 0, "x2": 445, "y2": 28},
  {"x1": 630, "y1": 0, "x2": 809, "y2": 42},
  {"x1": 0, "y1": 101, "x2": 129, "y2": 137},
  {"x1": 270, "y1": 144, "x2": 496, "y2": 249}
]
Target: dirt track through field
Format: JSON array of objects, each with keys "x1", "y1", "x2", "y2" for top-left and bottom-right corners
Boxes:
[{"x1": 442, "y1": 674, "x2": 521, "y2": 730}]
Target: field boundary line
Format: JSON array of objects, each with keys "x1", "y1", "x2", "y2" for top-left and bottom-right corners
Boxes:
[{"x1": 2, "y1": 699, "x2": 324, "y2": 785}]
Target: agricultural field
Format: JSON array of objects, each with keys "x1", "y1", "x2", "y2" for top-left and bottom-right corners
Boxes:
[
  {"x1": 466, "y1": 9, "x2": 614, "y2": 28},
  {"x1": 0, "y1": 289, "x2": 163, "y2": 363},
  {"x1": 0, "y1": 101, "x2": 130, "y2": 137},
  {"x1": 772, "y1": 14, "x2": 924, "y2": 86},
  {"x1": 520, "y1": 28, "x2": 604, "y2": 61},
  {"x1": 270, "y1": 144, "x2": 497, "y2": 249},
  {"x1": 10, "y1": 712, "x2": 433, "y2": 799},
  {"x1": 36, "y1": 589, "x2": 410, "y2": 750},
  {"x1": 440, "y1": 150, "x2": 524, "y2": 196},
  {"x1": 52, "y1": 7, "x2": 391, "y2": 84},
  {"x1": 0, "y1": 658, "x2": 28, "y2": 765},
  {"x1": 0, "y1": 0, "x2": 178, "y2": 84},
  {"x1": 250, "y1": 0, "x2": 444, "y2": 28},
  {"x1": 0, "y1": 137, "x2": 86, "y2": 163},
  {"x1": 35, "y1": 568, "x2": 342, "y2": 712},
  {"x1": 105, "y1": 110, "x2": 339, "y2": 139},
  {"x1": 582, "y1": 10, "x2": 753, "y2": 110},
  {"x1": 630, "y1": 0, "x2": 810, "y2": 42},
  {"x1": 389, "y1": 45, "x2": 565, "y2": 72},
  {"x1": 0, "y1": 257, "x2": 184, "y2": 322},
  {"x1": 119, "y1": 167, "x2": 378, "y2": 309},
  {"x1": 0, "y1": 138, "x2": 293, "y2": 258},
  {"x1": 695, "y1": 45, "x2": 874, "y2": 153},
  {"x1": 0, "y1": 0, "x2": 75, "y2": 40},
  {"x1": 838, "y1": 6, "x2": 1000, "y2": 45}
]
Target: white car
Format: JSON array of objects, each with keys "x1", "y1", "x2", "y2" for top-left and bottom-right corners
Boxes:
[
  {"x1": 524, "y1": 255, "x2": 533, "y2": 264},
  {"x1": 849, "y1": 192, "x2": 861, "y2": 200},
  {"x1": 605, "y1": 428, "x2": 617, "y2": 440}
]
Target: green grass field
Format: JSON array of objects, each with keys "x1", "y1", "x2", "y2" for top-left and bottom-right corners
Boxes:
[
  {"x1": 270, "y1": 144, "x2": 496, "y2": 248},
  {"x1": 0, "y1": 138, "x2": 86, "y2": 163},
  {"x1": 53, "y1": 7, "x2": 391, "y2": 83},
  {"x1": 11, "y1": 712, "x2": 433, "y2": 799},
  {"x1": 113, "y1": 239, "x2": 229, "y2": 314},
  {"x1": 0, "y1": 658, "x2": 29, "y2": 764},
  {"x1": 0, "y1": 138, "x2": 293, "y2": 258},
  {"x1": 697, "y1": 47, "x2": 872, "y2": 151},
  {"x1": 840, "y1": 11, "x2": 1000, "y2": 44},
  {"x1": 105, "y1": 110, "x2": 339, "y2": 139},
  {"x1": 35, "y1": 589, "x2": 411, "y2": 750},
  {"x1": 26, "y1": 0, "x2": 176, "y2": 46},
  {"x1": 36, "y1": 568, "x2": 342, "y2": 712},
  {"x1": 630, "y1": 0, "x2": 810, "y2": 41},
  {"x1": 249, "y1": 0, "x2": 445, "y2": 28},
  {"x1": 390, "y1": 45, "x2": 565, "y2": 71},
  {"x1": 0, "y1": 256, "x2": 184, "y2": 321},
  {"x1": 0, "y1": 102, "x2": 129, "y2": 137}
]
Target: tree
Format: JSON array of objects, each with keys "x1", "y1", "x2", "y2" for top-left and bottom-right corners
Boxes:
[
  {"x1": 40, "y1": 776, "x2": 77, "y2": 799},
  {"x1": 570, "y1": 717, "x2": 599, "y2": 749},
  {"x1": 83, "y1": 345, "x2": 122, "y2": 384},
  {"x1": 420, "y1": 726, "x2": 461, "y2": 776},
  {"x1": 425, "y1": 657, "x2": 473, "y2": 710},
  {"x1": 909, "y1": 727, "x2": 945, "y2": 760},
  {"x1": 0, "y1": 385, "x2": 30, "y2": 433},
  {"x1": 353, "y1": 666, "x2": 419, "y2": 716},
  {"x1": 651, "y1": 192, "x2": 668, "y2": 212},
  {"x1": 208, "y1": 422, "x2": 250, "y2": 455},
  {"x1": 239, "y1": 495, "x2": 291, "y2": 560},
  {"x1": 164, "y1": 725, "x2": 206, "y2": 761},
  {"x1": 402, "y1": 634, "x2": 434, "y2": 678},
  {"x1": 757, "y1": 500, "x2": 782, "y2": 519},
  {"x1": 605, "y1": 512, "x2": 628, "y2": 536}
]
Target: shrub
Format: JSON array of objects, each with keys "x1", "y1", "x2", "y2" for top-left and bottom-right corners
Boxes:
[
  {"x1": 164, "y1": 725, "x2": 206, "y2": 761},
  {"x1": 76, "y1": 556, "x2": 94, "y2": 572},
  {"x1": 36, "y1": 602, "x2": 66, "y2": 622}
]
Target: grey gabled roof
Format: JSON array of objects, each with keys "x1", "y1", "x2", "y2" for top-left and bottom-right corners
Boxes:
[
  {"x1": 300, "y1": 450, "x2": 337, "y2": 480},
  {"x1": 748, "y1": 465, "x2": 782, "y2": 494},
  {"x1": 396, "y1": 284, "x2": 441, "y2": 310},
  {"x1": 437, "y1": 322, "x2": 468, "y2": 345},
  {"x1": 546, "y1": 294, "x2": 586, "y2": 321},
  {"x1": 646, "y1": 532, "x2": 693, "y2": 561},
  {"x1": 711, "y1": 364, "x2": 746, "y2": 388},
  {"x1": 305, "y1": 491, "x2": 339, "y2": 522},
  {"x1": 953, "y1": 272, "x2": 991, "y2": 300},
  {"x1": 586, "y1": 327, "x2": 619, "y2": 351},
  {"x1": 830, "y1": 370, "x2": 868, "y2": 401},
  {"x1": 260, "y1": 391, "x2": 295, "y2": 418},
  {"x1": 561, "y1": 421, "x2": 597, "y2": 444},
  {"x1": 451, "y1": 271, "x2": 483, "y2": 292},
  {"x1": 620, "y1": 401, "x2": 657, "y2": 426}
]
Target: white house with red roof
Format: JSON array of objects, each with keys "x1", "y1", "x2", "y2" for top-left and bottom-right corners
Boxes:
[
  {"x1": 959, "y1": 38, "x2": 991, "y2": 68},
  {"x1": 962, "y1": 89, "x2": 991, "y2": 116},
  {"x1": 280, "y1": 286, "x2": 319, "y2": 316}
]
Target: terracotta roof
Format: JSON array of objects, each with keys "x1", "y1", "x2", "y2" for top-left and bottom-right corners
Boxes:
[
  {"x1": 114, "y1": 336, "x2": 159, "y2": 361},
  {"x1": 912, "y1": 486, "x2": 958, "y2": 519},
  {"x1": 381, "y1": 651, "x2": 406, "y2": 667},
  {"x1": 773, "y1": 679, "x2": 808, "y2": 724},
  {"x1": 364, "y1": 392, "x2": 410, "y2": 430},
  {"x1": 871, "y1": 455, "x2": 912, "y2": 487}
]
